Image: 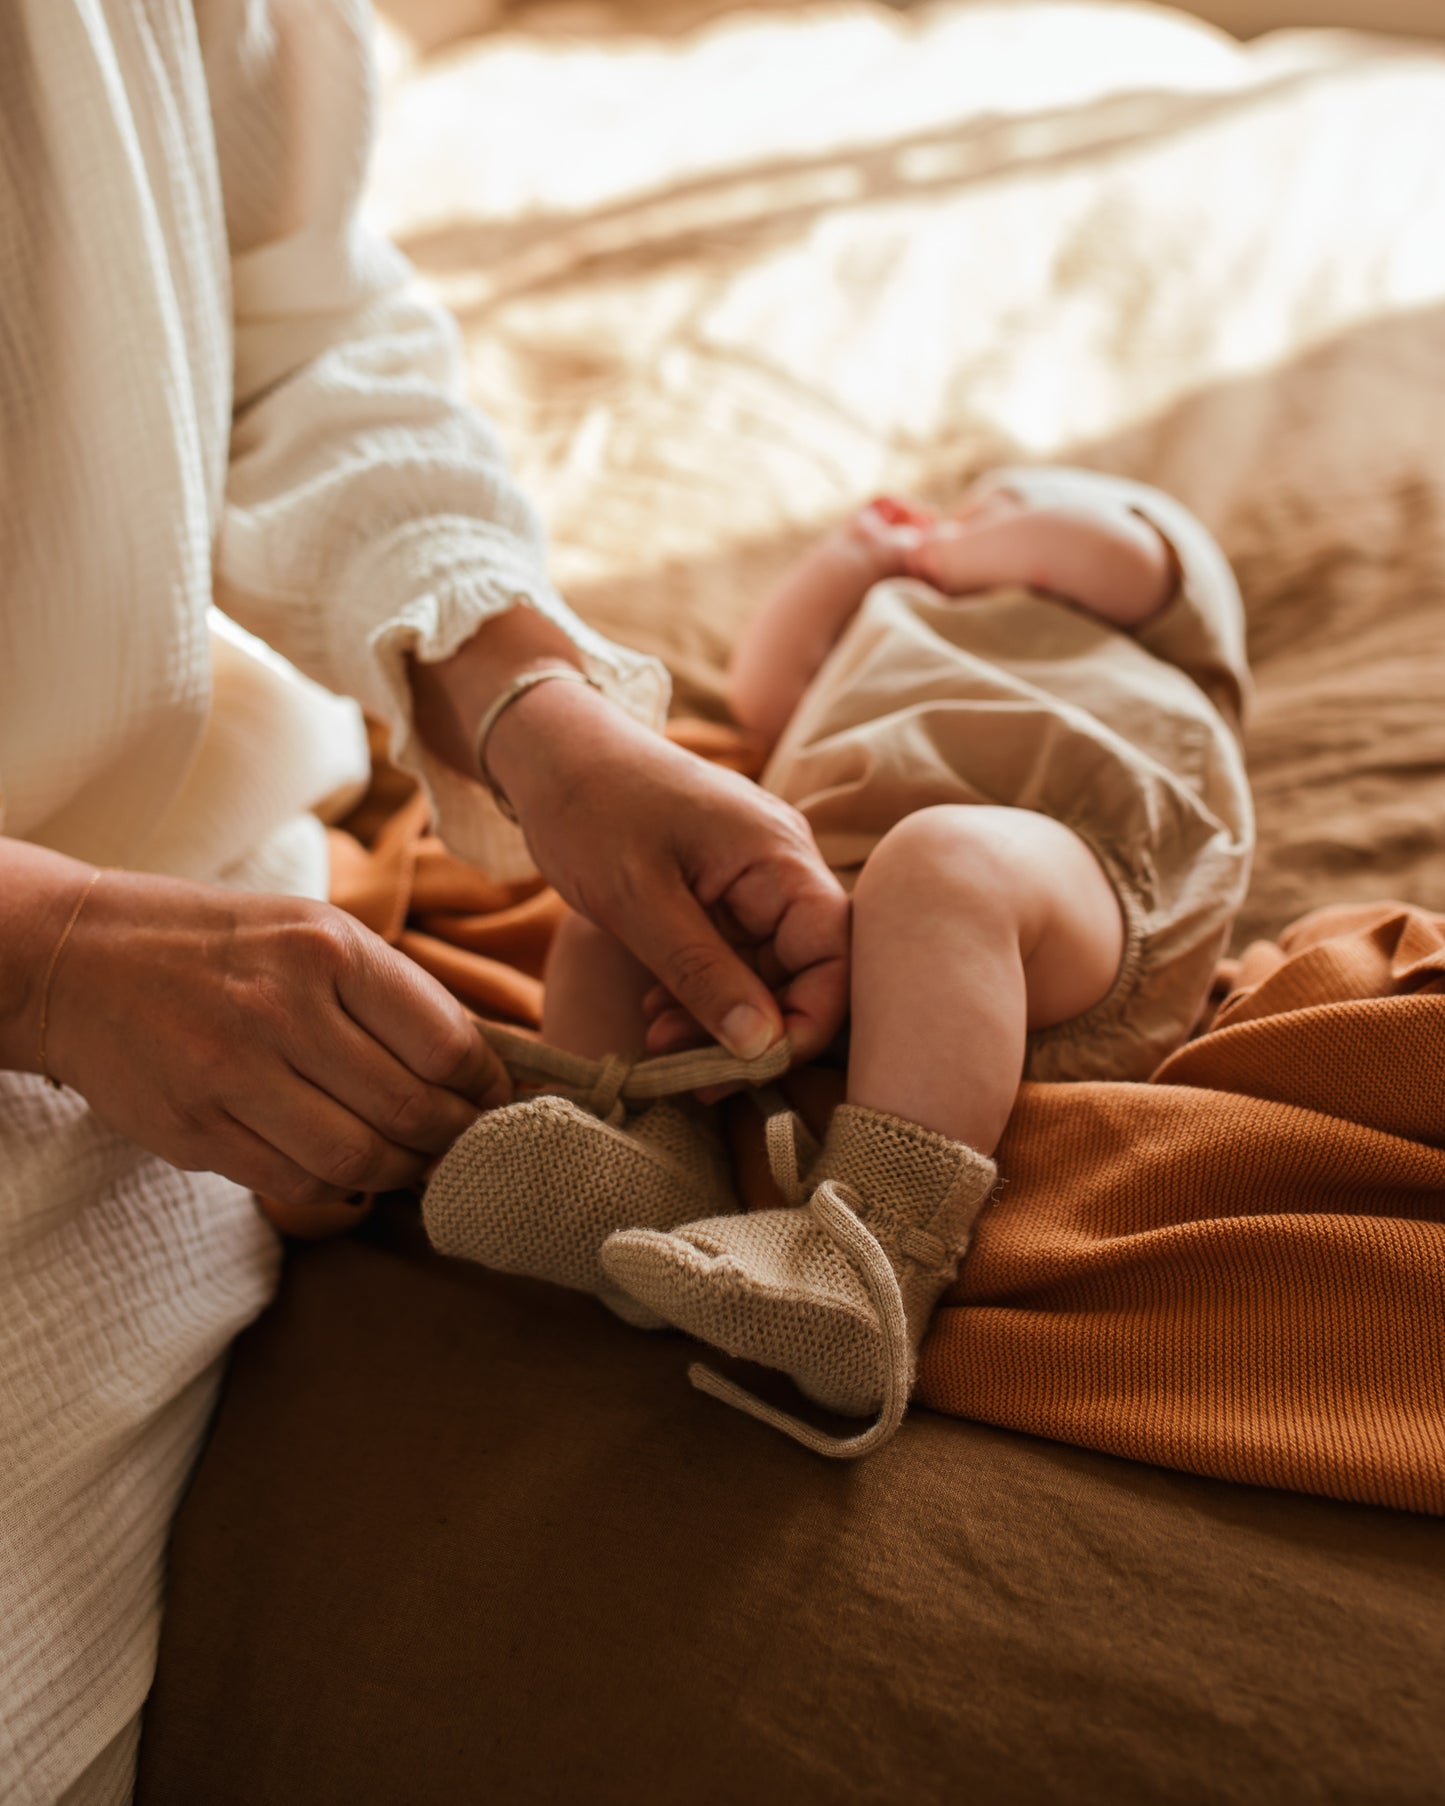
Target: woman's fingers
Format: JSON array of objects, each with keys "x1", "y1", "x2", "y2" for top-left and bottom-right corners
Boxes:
[
  {"x1": 622, "y1": 806, "x2": 849, "y2": 1064},
  {"x1": 189, "y1": 1111, "x2": 360, "y2": 1211},
  {"x1": 644, "y1": 1004, "x2": 710, "y2": 1056},
  {"x1": 330, "y1": 926, "x2": 512, "y2": 1109},
  {"x1": 638, "y1": 889, "x2": 847, "y2": 1065},
  {"x1": 252, "y1": 915, "x2": 511, "y2": 1193},
  {"x1": 499, "y1": 702, "x2": 850, "y2": 1069},
  {"x1": 288, "y1": 1008, "x2": 489, "y2": 1156},
  {"x1": 37, "y1": 872, "x2": 515, "y2": 1218},
  {"x1": 708, "y1": 859, "x2": 850, "y2": 1063},
  {"x1": 641, "y1": 982, "x2": 673, "y2": 1024},
  {"x1": 615, "y1": 881, "x2": 784, "y2": 1061},
  {"x1": 228, "y1": 1070, "x2": 437, "y2": 1198}
]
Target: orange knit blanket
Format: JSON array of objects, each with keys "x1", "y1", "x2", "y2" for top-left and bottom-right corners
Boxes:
[
  {"x1": 922, "y1": 902, "x2": 1445, "y2": 1514},
  {"x1": 329, "y1": 729, "x2": 1445, "y2": 1514}
]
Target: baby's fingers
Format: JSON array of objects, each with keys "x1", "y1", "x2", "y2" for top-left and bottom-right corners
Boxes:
[{"x1": 948, "y1": 485, "x2": 1026, "y2": 527}]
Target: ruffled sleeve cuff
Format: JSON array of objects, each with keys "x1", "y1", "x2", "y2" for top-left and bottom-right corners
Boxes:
[{"x1": 332, "y1": 517, "x2": 670, "y2": 881}]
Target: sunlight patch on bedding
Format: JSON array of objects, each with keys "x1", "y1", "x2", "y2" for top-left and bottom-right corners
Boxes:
[
  {"x1": 367, "y1": 0, "x2": 1445, "y2": 601},
  {"x1": 366, "y1": 0, "x2": 1252, "y2": 241}
]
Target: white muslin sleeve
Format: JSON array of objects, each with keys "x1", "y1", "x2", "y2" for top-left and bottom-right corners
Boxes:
[{"x1": 200, "y1": 0, "x2": 668, "y2": 879}]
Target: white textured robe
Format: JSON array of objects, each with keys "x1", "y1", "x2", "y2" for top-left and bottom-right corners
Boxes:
[{"x1": 0, "y1": 4, "x2": 665, "y2": 1799}]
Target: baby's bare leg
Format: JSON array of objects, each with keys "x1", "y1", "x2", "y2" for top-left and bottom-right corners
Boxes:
[
  {"x1": 541, "y1": 910, "x2": 652, "y2": 1059},
  {"x1": 848, "y1": 806, "x2": 1124, "y2": 1153}
]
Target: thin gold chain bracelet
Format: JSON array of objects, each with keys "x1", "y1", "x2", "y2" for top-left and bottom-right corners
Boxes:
[
  {"x1": 473, "y1": 666, "x2": 602, "y2": 824},
  {"x1": 38, "y1": 866, "x2": 105, "y2": 1089}
]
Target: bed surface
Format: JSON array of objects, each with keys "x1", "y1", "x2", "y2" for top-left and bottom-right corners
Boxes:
[
  {"x1": 137, "y1": 2, "x2": 1445, "y2": 1797},
  {"x1": 137, "y1": 1213, "x2": 1445, "y2": 1804}
]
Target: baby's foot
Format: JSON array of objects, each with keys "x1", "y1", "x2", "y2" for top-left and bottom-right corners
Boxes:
[
  {"x1": 904, "y1": 483, "x2": 1178, "y2": 625},
  {"x1": 424, "y1": 1092, "x2": 736, "y2": 1328},
  {"x1": 601, "y1": 1104, "x2": 998, "y2": 1457},
  {"x1": 421, "y1": 1031, "x2": 789, "y2": 1327}
]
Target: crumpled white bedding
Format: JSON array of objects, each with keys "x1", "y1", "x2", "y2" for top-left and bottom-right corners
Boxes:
[{"x1": 370, "y1": 0, "x2": 1445, "y2": 944}]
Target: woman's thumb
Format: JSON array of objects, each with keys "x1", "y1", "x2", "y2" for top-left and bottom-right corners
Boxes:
[{"x1": 634, "y1": 894, "x2": 782, "y2": 1061}]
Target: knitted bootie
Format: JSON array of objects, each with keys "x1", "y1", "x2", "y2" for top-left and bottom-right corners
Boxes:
[
  {"x1": 422, "y1": 1029, "x2": 789, "y2": 1328},
  {"x1": 599, "y1": 1103, "x2": 997, "y2": 1456}
]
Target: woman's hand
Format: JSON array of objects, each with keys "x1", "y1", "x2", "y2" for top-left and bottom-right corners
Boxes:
[
  {"x1": 42, "y1": 868, "x2": 511, "y2": 1208},
  {"x1": 489, "y1": 679, "x2": 850, "y2": 1064},
  {"x1": 408, "y1": 600, "x2": 850, "y2": 1065}
]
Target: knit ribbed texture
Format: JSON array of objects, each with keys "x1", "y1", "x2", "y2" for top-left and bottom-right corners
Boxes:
[
  {"x1": 600, "y1": 1105, "x2": 997, "y2": 1418},
  {"x1": 0, "y1": 1080, "x2": 280, "y2": 1806},
  {"x1": 917, "y1": 902, "x2": 1445, "y2": 1513},
  {"x1": 423, "y1": 1093, "x2": 738, "y2": 1311},
  {"x1": 814, "y1": 1104, "x2": 1000, "y2": 1328}
]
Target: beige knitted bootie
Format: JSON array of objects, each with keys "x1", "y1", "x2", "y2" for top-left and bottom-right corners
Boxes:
[
  {"x1": 599, "y1": 1103, "x2": 997, "y2": 1455},
  {"x1": 422, "y1": 1028, "x2": 789, "y2": 1329}
]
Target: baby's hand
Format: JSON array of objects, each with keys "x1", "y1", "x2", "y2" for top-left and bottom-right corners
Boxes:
[
  {"x1": 903, "y1": 485, "x2": 1178, "y2": 628},
  {"x1": 836, "y1": 494, "x2": 939, "y2": 572}
]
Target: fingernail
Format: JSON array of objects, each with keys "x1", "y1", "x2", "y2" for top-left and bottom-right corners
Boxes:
[
  {"x1": 720, "y1": 1004, "x2": 777, "y2": 1062},
  {"x1": 867, "y1": 494, "x2": 912, "y2": 525}
]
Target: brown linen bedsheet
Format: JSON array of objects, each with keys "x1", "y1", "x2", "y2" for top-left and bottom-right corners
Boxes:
[
  {"x1": 135, "y1": 1212, "x2": 1445, "y2": 1806},
  {"x1": 136, "y1": 1, "x2": 1445, "y2": 1798}
]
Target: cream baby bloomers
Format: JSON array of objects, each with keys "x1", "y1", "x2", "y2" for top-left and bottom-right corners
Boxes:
[{"x1": 762, "y1": 467, "x2": 1255, "y2": 1083}]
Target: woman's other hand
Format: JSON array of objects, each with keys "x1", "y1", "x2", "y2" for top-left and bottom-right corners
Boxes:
[{"x1": 36, "y1": 866, "x2": 512, "y2": 1208}]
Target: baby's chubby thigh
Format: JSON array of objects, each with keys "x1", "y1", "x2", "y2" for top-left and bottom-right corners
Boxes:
[{"x1": 850, "y1": 804, "x2": 1125, "y2": 1032}]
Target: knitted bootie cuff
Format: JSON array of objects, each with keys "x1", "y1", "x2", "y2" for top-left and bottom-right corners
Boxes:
[{"x1": 814, "y1": 1103, "x2": 998, "y2": 1255}]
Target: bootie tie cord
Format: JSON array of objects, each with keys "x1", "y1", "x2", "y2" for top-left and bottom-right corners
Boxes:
[
  {"x1": 687, "y1": 1178, "x2": 913, "y2": 1461},
  {"x1": 479, "y1": 1021, "x2": 792, "y2": 1123},
  {"x1": 759, "y1": 1103, "x2": 822, "y2": 1206}
]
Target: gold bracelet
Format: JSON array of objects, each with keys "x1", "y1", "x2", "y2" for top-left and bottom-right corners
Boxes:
[
  {"x1": 38, "y1": 866, "x2": 104, "y2": 1089},
  {"x1": 473, "y1": 667, "x2": 602, "y2": 824}
]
